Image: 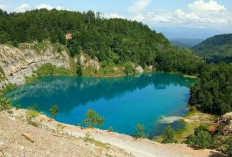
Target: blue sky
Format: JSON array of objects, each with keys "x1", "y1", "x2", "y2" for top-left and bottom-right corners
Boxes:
[{"x1": 1, "y1": 0, "x2": 232, "y2": 39}]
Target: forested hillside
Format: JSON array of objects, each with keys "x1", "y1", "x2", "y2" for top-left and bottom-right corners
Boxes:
[
  {"x1": 192, "y1": 34, "x2": 232, "y2": 63},
  {"x1": 0, "y1": 9, "x2": 203, "y2": 75},
  {"x1": 189, "y1": 63, "x2": 232, "y2": 115}
]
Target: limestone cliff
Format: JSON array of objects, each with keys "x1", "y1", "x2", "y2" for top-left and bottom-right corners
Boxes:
[{"x1": 0, "y1": 44, "x2": 70, "y2": 89}]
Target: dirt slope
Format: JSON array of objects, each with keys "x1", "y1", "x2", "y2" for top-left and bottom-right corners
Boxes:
[{"x1": 0, "y1": 109, "x2": 225, "y2": 157}]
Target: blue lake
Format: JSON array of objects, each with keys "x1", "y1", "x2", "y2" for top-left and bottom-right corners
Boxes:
[{"x1": 6, "y1": 73, "x2": 195, "y2": 138}]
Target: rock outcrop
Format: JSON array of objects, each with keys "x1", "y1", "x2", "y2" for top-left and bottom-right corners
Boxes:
[{"x1": 0, "y1": 44, "x2": 70, "y2": 89}]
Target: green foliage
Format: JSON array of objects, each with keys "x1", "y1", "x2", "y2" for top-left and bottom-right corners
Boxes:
[
  {"x1": 192, "y1": 34, "x2": 232, "y2": 63},
  {"x1": 36, "y1": 63, "x2": 73, "y2": 76},
  {"x1": 4, "y1": 84, "x2": 17, "y2": 93},
  {"x1": 186, "y1": 126, "x2": 212, "y2": 149},
  {"x1": 124, "y1": 62, "x2": 134, "y2": 75},
  {"x1": 0, "y1": 97, "x2": 12, "y2": 111},
  {"x1": 162, "y1": 125, "x2": 177, "y2": 143},
  {"x1": 0, "y1": 9, "x2": 203, "y2": 75},
  {"x1": 82, "y1": 109, "x2": 104, "y2": 128},
  {"x1": 49, "y1": 105, "x2": 59, "y2": 119},
  {"x1": 26, "y1": 109, "x2": 39, "y2": 121},
  {"x1": 27, "y1": 103, "x2": 38, "y2": 111},
  {"x1": 108, "y1": 127, "x2": 114, "y2": 132},
  {"x1": 76, "y1": 63, "x2": 82, "y2": 76},
  {"x1": 189, "y1": 63, "x2": 232, "y2": 115},
  {"x1": 228, "y1": 140, "x2": 232, "y2": 157},
  {"x1": 25, "y1": 75, "x2": 37, "y2": 83},
  {"x1": 134, "y1": 124, "x2": 146, "y2": 138},
  {"x1": 15, "y1": 104, "x2": 21, "y2": 110}
]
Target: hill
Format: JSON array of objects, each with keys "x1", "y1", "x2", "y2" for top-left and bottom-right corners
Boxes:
[
  {"x1": 170, "y1": 39, "x2": 203, "y2": 48},
  {"x1": 0, "y1": 9, "x2": 203, "y2": 78},
  {"x1": 192, "y1": 34, "x2": 232, "y2": 63}
]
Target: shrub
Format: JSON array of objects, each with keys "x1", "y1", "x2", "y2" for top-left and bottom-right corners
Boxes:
[
  {"x1": 108, "y1": 127, "x2": 114, "y2": 132},
  {"x1": 162, "y1": 125, "x2": 177, "y2": 143},
  {"x1": 27, "y1": 104, "x2": 38, "y2": 111},
  {"x1": 15, "y1": 104, "x2": 21, "y2": 110},
  {"x1": 134, "y1": 124, "x2": 146, "y2": 138},
  {"x1": 49, "y1": 105, "x2": 59, "y2": 119},
  {"x1": 0, "y1": 97, "x2": 12, "y2": 111},
  {"x1": 186, "y1": 126, "x2": 212, "y2": 148},
  {"x1": 124, "y1": 62, "x2": 134, "y2": 75},
  {"x1": 82, "y1": 109, "x2": 104, "y2": 128},
  {"x1": 26, "y1": 109, "x2": 39, "y2": 121},
  {"x1": 228, "y1": 139, "x2": 232, "y2": 156}
]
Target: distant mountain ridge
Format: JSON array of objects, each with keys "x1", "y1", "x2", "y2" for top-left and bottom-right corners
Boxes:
[
  {"x1": 192, "y1": 34, "x2": 232, "y2": 63},
  {"x1": 170, "y1": 39, "x2": 203, "y2": 48}
]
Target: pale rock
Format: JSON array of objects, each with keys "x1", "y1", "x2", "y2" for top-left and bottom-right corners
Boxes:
[{"x1": 135, "y1": 66, "x2": 144, "y2": 73}]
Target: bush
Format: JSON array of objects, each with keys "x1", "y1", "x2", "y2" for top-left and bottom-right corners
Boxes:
[
  {"x1": 0, "y1": 97, "x2": 12, "y2": 111},
  {"x1": 15, "y1": 104, "x2": 21, "y2": 110},
  {"x1": 134, "y1": 124, "x2": 146, "y2": 138},
  {"x1": 124, "y1": 62, "x2": 134, "y2": 75},
  {"x1": 186, "y1": 126, "x2": 212, "y2": 148},
  {"x1": 108, "y1": 127, "x2": 114, "y2": 132},
  {"x1": 27, "y1": 104, "x2": 38, "y2": 111},
  {"x1": 82, "y1": 109, "x2": 104, "y2": 128},
  {"x1": 26, "y1": 109, "x2": 39, "y2": 121},
  {"x1": 49, "y1": 105, "x2": 59, "y2": 119},
  {"x1": 162, "y1": 125, "x2": 177, "y2": 143},
  {"x1": 228, "y1": 140, "x2": 232, "y2": 156}
]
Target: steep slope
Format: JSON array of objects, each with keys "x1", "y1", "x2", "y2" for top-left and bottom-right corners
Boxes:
[
  {"x1": 192, "y1": 34, "x2": 232, "y2": 63},
  {"x1": 0, "y1": 109, "x2": 224, "y2": 157}
]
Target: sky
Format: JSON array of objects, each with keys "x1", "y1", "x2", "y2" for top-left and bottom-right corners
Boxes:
[{"x1": 0, "y1": 0, "x2": 232, "y2": 39}]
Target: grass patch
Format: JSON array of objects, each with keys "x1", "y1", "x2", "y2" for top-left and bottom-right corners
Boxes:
[
  {"x1": 175, "y1": 111, "x2": 215, "y2": 143},
  {"x1": 35, "y1": 63, "x2": 74, "y2": 76},
  {"x1": 83, "y1": 132, "x2": 106, "y2": 147},
  {"x1": 25, "y1": 75, "x2": 37, "y2": 83}
]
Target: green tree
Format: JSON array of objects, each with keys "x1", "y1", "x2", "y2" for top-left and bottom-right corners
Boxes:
[
  {"x1": 49, "y1": 105, "x2": 59, "y2": 119},
  {"x1": 0, "y1": 97, "x2": 11, "y2": 111},
  {"x1": 76, "y1": 62, "x2": 82, "y2": 76},
  {"x1": 228, "y1": 140, "x2": 232, "y2": 157},
  {"x1": 124, "y1": 62, "x2": 134, "y2": 75},
  {"x1": 134, "y1": 124, "x2": 146, "y2": 138},
  {"x1": 82, "y1": 109, "x2": 104, "y2": 128},
  {"x1": 162, "y1": 125, "x2": 177, "y2": 143},
  {"x1": 186, "y1": 126, "x2": 212, "y2": 148}
]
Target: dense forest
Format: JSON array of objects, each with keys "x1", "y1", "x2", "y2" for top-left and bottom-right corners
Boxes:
[
  {"x1": 189, "y1": 63, "x2": 232, "y2": 115},
  {"x1": 192, "y1": 34, "x2": 232, "y2": 63},
  {"x1": 0, "y1": 9, "x2": 203, "y2": 75}
]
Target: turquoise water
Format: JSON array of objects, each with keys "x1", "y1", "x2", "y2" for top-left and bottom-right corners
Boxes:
[{"x1": 6, "y1": 73, "x2": 195, "y2": 138}]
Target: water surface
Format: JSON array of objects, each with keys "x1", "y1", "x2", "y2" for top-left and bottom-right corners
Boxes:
[{"x1": 6, "y1": 73, "x2": 195, "y2": 138}]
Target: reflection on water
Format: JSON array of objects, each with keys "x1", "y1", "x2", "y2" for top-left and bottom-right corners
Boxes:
[{"x1": 6, "y1": 73, "x2": 195, "y2": 138}]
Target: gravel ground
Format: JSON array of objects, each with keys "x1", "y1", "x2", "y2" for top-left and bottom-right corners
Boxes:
[{"x1": 0, "y1": 109, "x2": 225, "y2": 157}]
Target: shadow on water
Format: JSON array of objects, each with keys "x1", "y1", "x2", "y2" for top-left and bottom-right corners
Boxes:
[{"x1": 6, "y1": 73, "x2": 194, "y2": 113}]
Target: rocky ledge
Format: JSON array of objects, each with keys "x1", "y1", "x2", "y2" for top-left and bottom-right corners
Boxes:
[{"x1": 0, "y1": 45, "x2": 70, "y2": 89}]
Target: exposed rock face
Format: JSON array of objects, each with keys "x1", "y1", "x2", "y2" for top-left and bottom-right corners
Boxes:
[
  {"x1": 0, "y1": 45, "x2": 70, "y2": 89},
  {"x1": 80, "y1": 54, "x2": 100, "y2": 71},
  {"x1": 135, "y1": 66, "x2": 144, "y2": 73},
  {"x1": 214, "y1": 112, "x2": 232, "y2": 135}
]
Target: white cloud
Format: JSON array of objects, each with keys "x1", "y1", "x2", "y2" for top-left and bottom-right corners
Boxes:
[
  {"x1": 128, "y1": 0, "x2": 150, "y2": 13},
  {"x1": 36, "y1": 3, "x2": 62, "y2": 10},
  {"x1": 129, "y1": 0, "x2": 232, "y2": 29},
  {"x1": 0, "y1": 4, "x2": 5, "y2": 10},
  {"x1": 188, "y1": 0, "x2": 226, "y2": 12},
  {"x1": 15, "y1": 3, "x2": 31, "y2": 12},
  {"x1": 103, "y1": 13, "x2": 124, "y2": 19}
]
